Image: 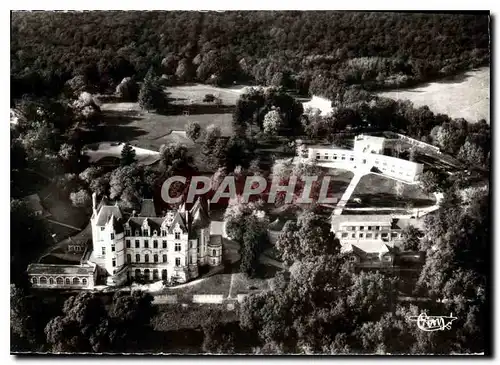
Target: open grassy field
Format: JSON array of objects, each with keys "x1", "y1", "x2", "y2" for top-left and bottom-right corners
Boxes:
[
  {"x1": 378, "y1": 67, "x2": 490, "y2": 124},
  {"x1": 346, "y1": 174, "x2": 436, "y2": 208},
  {"x1": 166, "y1": 84, "x2": 248, "y2": 105}
]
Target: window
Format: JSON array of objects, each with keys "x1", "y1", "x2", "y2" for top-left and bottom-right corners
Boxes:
[
  {"x1": 112, "y1": 258, "x2": 116, "y2": 267},
  {"x1": 65, "y1": 278, "x2": 70, "y2": 285},
  {"x1": 381, "y1": 233, "x2": 388, "y2": 238},
  {"x1": 391, "y1": 232, "x2": 399, "y2": 238},
  {"x1": 367, "y1": 226, "x2": 372, "y2": 231},
  {"x1": 359, "y1": 233, "x2": 364, "y2": 238},
  {"x1": 111, "y1": 244, "x2": 115, "y2": 252},
  {"x1": 175, "y1": 232, "x2": 181, "y2": 240},
  {"x1": 100, "y1": 227, "x2": 105, "y2": 231},
  {"x1": 375, "y1": 226, "x2": 380, "y2": 231},
  {"x1": 360, "y1": 226, "x2": 364, "y2": 231},
  {"x1": 351, "y1": 233, "x2": 355, "y2": 238},
  {"x1": 135, "y1": 230, "x2": 140, "y2": 236},
  {"x1": 175, "y1": 242, "x2": 181, "y2": 251},
  {"x1": 349, "y1": 255, "x2": 357, "y2": 262},
  {"x1": 162, "y1": 240, "x2": 167, "y2": 248},
  {"x1": 126, "y1": 240, "x2": 131, "y2": 248},
  {"x1": 31, "y1": 277, "x2": 38, "y2": 284},
  {"x1": 110, "y1": 233, "x2": 115, "y2": 239},
  {"x1": 135, "y1": 240, "x2": 140, "y2": 248},
  {"x1": 366, "y1": 233, "x2": 373, "y2": 238},
  {"x1": 82, "y1": 278, "x2": 88, "y2": 285},
  {"x1": 40, "y1": 277, "x2": 47, "y2": 284},
  {"x1": 56, "y1": 277, "x2": 63, "y2": 285},
  {"x1": 154, "y1": 254, "x2": 158, "y2": 263},
  {"x1": 49, "y1": 278, "x2": 55, "y2": 285},
  {"x1": 213, "y1": 249, "x2": 217, "y2": 256},
  {"x1": 333, "y1": 155, "x2": 337, "y2": 160},
  {"x1": 153, "y1": 240, "x2": 158, "y2": 248},
  {"x1": 144, "y1": 269, "x2": 150, "y2": 280},
  {"x1": 162, "y1": 269, "x2": 168, "y2": 280},
  {"x1": 341, "y1": 232, "x2": 348, "y2": 238},
  {"x1": 73, "y1": 278, "x2": 80, "y2": 285},
  {"x1": 136, "y1": 254, "x2": 140, "y2": 262},
  {"x1": 145, "y1": 254, "x2": 149, "y2": 263},
  {"x1": 143, "y1": 229, "x2": 148, "y2": 236},
  {"x1": 350, "y1": 157, "x2": 354, "y2": 161},
  {"x1": 350, "y1": 226, "x2": 356, "y2": 231},
  {"x1": 153, "y1": 230, "x2": 157, "y2": 236},
  {"x1": 341, "y1": 155, "x2": 346, "y2": 160},
  {"x1": 125, "y1": 229, "x2": 131, "y2": 236},
  {"x1": 374, "y1": 234, "x2": 379, "y2": 239},
  {"x1": 175, "y1": 258, "x2": 181, "y2": 266},
  {"x1": 162, "y1": 254, "x2": 167, "y2": 263},
  {"x1": 101, "y1": 247, "x2": 106, "y2": 255},
  {"x1": 153, "y1": 269, "x2": 159, "y2": 280},
  {"x1": 162, "y1": 230, "x2": 166, "y2": 237},
  {"x1": 144, "y1": 240, "x2": 149, "y2": 248},
  {"x1": 135, "y1": 269, "x2": 141, "y2": 278}
]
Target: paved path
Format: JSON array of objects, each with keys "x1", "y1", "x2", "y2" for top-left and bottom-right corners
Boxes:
[
  {"x1": 333, "y1": 172, "x2": 364, "y2": 216},
  {"x1": 46, "y1": 219, "x2": 82, "y2": 231}
]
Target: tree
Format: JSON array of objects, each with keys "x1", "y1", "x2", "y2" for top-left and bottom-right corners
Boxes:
[
  {"x1": 276, "y1": 210, "x2": 341, "y2": 265},
  {"x1": 70, "y1": 189, "x2": 92, "y2": 210},
  {"x1": 400, "y1": 225, "x2": 423, "y2": 251},
  {"x1": 120, "y1": 142, "x2": 137, "y2": 166},
  {"x1": 458, "y1": 140, "x2": 485, "y2": 167},
  {"x1": 138, "y1": 69, "x2": 157, "y2": 111},
  {"x1": 241, "y1": 215, "x2": 269, "y2": 277},
  {"x1": 202, "y1": 316, "x2": 238, "y2": 354},
  {"x1": 420, "y1": 170, "x2": 441, "y2": 194},
  {"x1": 159, "y1": 142, "x2": 193, "y2": 172},
  {"x1": 11, "y1": 199, "x2": 50, "y2": 284},
  {"x1": 185, "y1": 121, "x2": 201, "y2": 141},
  {"x1": 263, "y1": 109, "x2": 283, "y2": 135},
  {"x1": 115, "y1": 77, "x2": 139, "y2": 101}
]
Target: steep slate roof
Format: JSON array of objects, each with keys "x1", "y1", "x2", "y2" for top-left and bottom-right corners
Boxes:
[
  {"x1": 95, "y1": 205, "x2": 123, "y2": 226},
  {"x1": 126, "y1": 211, "x2": 188, "y2": 233},
  {"x1": 190, "y1": 197, "x2": 211, "y2": 229},
  {"x1": 138, "y1": 199, "x2": 157, "y2": 217}
]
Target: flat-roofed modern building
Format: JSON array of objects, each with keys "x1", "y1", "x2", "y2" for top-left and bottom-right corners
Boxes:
[{"x1": 296, "y1": 134, "x2": 424, "y2": 183}]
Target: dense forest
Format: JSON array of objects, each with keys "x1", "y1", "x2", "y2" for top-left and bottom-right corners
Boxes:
[{"x1": 11, "y1": 11, "x2": 489, "y2": 99}]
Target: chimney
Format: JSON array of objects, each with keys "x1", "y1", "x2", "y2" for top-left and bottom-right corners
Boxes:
[
  {"x1": 207, "y1": 199, "x2": 210, "y2": 212},
  {"x1": 132, "y1": 210, "x2": 136, "y2": 217},
  {"x1": 92, "y1": 192, "x2": 97, "y2": 213}
]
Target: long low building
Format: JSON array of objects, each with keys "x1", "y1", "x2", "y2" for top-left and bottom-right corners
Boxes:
[
  {"x1": 27, "y1": 262, "x2": 98, "y2": 289},
  {"x1": 296, "y1": 134, "x2": 424, "y2": 183}
]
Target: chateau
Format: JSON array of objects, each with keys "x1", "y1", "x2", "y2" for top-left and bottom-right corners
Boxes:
[{"x1": 27, "y1": 194, "x2": 223, "y2": 289}]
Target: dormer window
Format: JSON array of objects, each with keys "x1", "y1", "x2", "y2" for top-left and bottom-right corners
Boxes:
[
  {"x1": 161, "y1": 230, "x2": 167, "y2": 237},
  {"x1": 125, "y1": 229, "x2": 131, "y2": 236},
  {"x1": 175, "y1": 232, "x2": 181, "y2": 240},
  {"x1": 153, "y1": 230, "x2": 157, "y2": 236},
  {"x1": 100, "y1": 227, "x2": 105, "y2": 231},
  {"x1": 135, "y1": 230, "x2": 140, "y2": 236},
  {"x1": 110, "y1": 233, "x2": 115, "y2": 239},
  {"x1": 143, "y1": 229, "x2": 148, "y2": 236}
]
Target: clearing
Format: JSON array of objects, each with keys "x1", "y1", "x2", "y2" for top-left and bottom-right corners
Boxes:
[
  {"x1": 166, "y1": 84, "x2": 248, "y2": 105},
  {"x1": 378, "y1": 67, "x2": 490, "y2": 123}
]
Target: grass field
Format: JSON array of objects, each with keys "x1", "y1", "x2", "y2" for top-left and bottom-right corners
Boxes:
[
  {"x1": 378, "y1": 67, "x2": 490, "y2": 124},
  {"x1": 166, "y1": 84, "x2": 248, "y2": 105},
  {"x1": 346, "y1": 174, "x2": 436, "y2": 208}
]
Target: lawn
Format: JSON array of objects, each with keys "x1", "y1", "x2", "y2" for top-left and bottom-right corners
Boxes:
[
  {"x1": 96, "y1": 102, "x2": 234, "y2": 151},
  {"x1": 378, "y1": 67, "x2": 489, "y2": 124},
  {"x1": 164, "y1": 272, "x2": 233, "y2": 301},
  {"x1": 346, "y1": 174, "x2": 436, "y2": 208},
  {"x1": 166, "y1": 84, "x2": 248, "y2": 106}
]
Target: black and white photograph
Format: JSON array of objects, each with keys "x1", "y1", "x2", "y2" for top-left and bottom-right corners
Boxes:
[{"x1": 9, "y1": 9, "x2": 491, "y2": 356}]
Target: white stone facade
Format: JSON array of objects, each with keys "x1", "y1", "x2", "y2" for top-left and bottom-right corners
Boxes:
[{"x1": 90, "y1": 195, "x2": 222, "y2": 285}]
